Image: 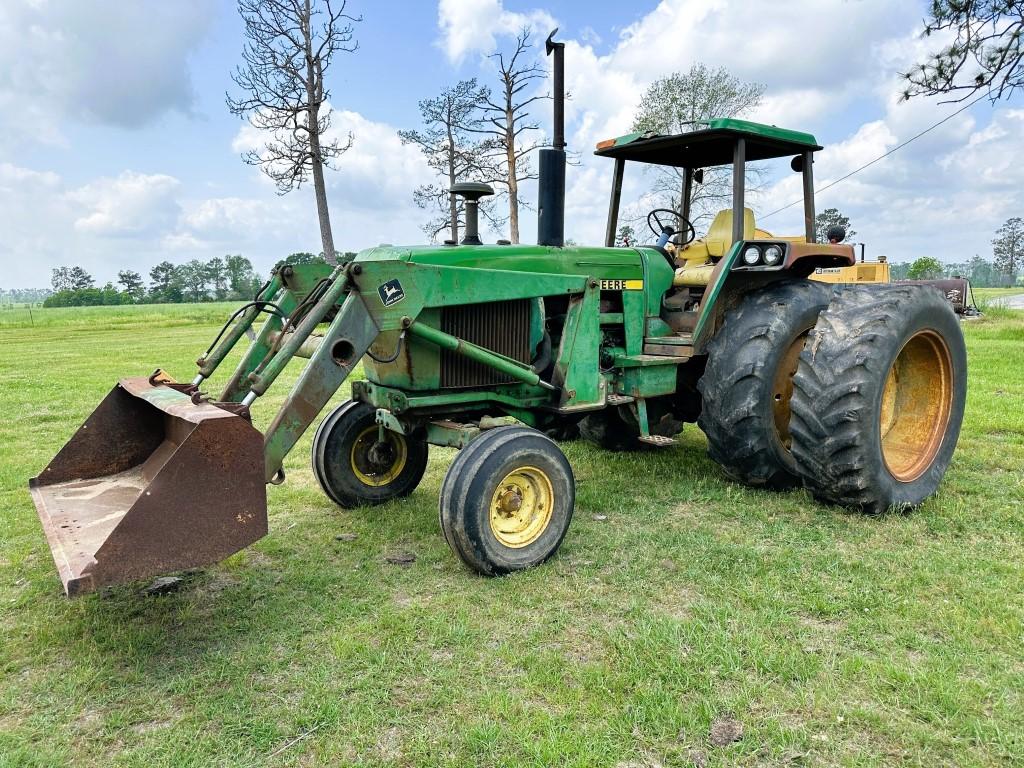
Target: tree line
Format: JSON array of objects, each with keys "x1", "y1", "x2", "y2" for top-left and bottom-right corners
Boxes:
[
  {"x1": 887, "y1": 216, "x2": 1022, "y2": 287},
  {"x1": 44, "y1": 255, "x2": 269, "y2": 308}
]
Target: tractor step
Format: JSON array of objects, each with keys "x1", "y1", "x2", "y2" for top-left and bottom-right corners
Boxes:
[
  {"x1": 606, "y1": 393, "x2": 634, "y2": 406},
  {"x1": 638, "y1": 434, "x2": 677, "y2": 447}
]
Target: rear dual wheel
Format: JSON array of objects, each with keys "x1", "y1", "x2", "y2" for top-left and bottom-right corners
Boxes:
[
  {"x1": 790, "y1": 285, "x2": 967, "y2": 513},
  {"x1": 698, "y1": 280, "x2": 833, "y2": 488}
]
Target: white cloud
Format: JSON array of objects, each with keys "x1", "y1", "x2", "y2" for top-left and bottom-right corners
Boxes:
[
  {"x1": 68, "y1": 172, "x2": 182, "y2": 237},
  {"x1": 0, "y1": 0, "x2": 211, "y2": 147},
  {"x1": 436, "y1": 0, "x2": 555, "y2": 64},
  {"x1": 442, "y1": 0, "x2": 1020, "y2": 262},
  {"x1": 229, "y1": 105, "x2": 439, "y2": 246},
  {"x1": 0, "y1": 107, "x2": 445, "y2": 287}
]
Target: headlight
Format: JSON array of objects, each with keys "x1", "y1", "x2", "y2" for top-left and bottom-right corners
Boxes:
[
  {"x1": 763, "y1": 245, "x2": 783, "y2": 265},
  {"x1": 742, "y1": 246, "x2": 761, "y2": 265}
]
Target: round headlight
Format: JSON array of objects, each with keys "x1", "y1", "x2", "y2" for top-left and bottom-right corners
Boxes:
[
  {"x1": 763, "y1": 245, "x2": 783, "y2": 265},
  {"x1": 742, "y1": 246, "x2": 761, "y2": 265}
]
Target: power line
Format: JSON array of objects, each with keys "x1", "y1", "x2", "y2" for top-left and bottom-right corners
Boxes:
[{"x1": 759, "y1": 91, "x2": 990, "y2": 221}]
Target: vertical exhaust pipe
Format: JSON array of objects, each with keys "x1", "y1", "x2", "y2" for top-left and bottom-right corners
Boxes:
[{"x1": 537, "y1": 29, "x2": 566, "y2": 247}]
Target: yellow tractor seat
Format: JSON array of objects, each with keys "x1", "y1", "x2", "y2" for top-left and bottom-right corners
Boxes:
[
  {"x1": 673, "y1": 207, "x2": 756, "y2": 287},
  {"x1": 677, "y1": 207, "x2": 756, "y2": 263}
]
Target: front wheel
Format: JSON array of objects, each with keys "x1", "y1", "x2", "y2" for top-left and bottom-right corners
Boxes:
[
  {"x1": 312, "y1": 401, "x2": 428, "y2": 508},
  {"x1": 439, "y1": 426, "x2": 575, "y2": 575}
]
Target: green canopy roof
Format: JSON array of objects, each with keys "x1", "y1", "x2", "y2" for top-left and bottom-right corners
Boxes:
[{"x1": 594, "y1": 118, "x2": 822, "y2": 169}]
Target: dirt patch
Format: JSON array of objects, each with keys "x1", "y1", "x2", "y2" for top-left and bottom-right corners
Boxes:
[
  {"x1": 245, "y1": 550, "x2": 274, "y2": 568},
  {"x1": 196, "y1": 569, "x2": 241, "y2": 597},
  {"x1": 430, "y1": 648, "x2": 455, "y2": 663},
  {"x1": 132, "y1": 718, "x2": 174, "y2": 735},
  {"x1": 375, "y1": 725, "x2": 403, "y2": 762},
  {"x1": 659, "y1": 585, "x2": 701, "y2": 621},
  {"x1": 709, "y1": 716, "x2": 744, "y2": 747},
  {"x1": 384, "y1": 551, "x2": 416, "y2": 567},
  {"x1": 797, "y1": 614, "x2": 846, "y2": 652},
  {"x1": 72, "y1": 710, "x2": 104, "y2": 732}
]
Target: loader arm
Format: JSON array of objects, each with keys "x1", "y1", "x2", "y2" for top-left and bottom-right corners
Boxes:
[{"x1": 261, "y1": 289, "x2": 380, "y2": 481}]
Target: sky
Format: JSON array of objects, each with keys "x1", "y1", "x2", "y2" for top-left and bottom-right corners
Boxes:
[{"x1": 1, "y1": 0, "x2": 1022, "y2": 289}]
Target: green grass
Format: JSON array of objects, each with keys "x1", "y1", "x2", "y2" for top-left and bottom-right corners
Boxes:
[
  {"x1": 973, "y1": 287, "x2": 1024, "y2": 302},
  {"x1": 0, "y1": 302, "x2": 241, "y2": 330},
  {"x1": 1, "y1": 304, "x2": 1022, "y2": 767}
]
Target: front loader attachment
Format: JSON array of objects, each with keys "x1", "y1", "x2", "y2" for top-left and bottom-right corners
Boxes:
[{"x1": 29, "y1": 376, "x2": 267, "y2": 596}]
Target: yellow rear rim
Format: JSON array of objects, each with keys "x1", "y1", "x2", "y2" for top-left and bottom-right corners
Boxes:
[
  {"x1": 771, "y1": 328, "x2": 813, "y2": 452},
  {"x1": 350, "y1": 426, "x2": 408, "y2": 487},
  {"x1": 488, "y1": 466, "x2": 554, "y2": 548},
  {"x1": 880, "y1": 330, "x2": 953, "y2": 482}
]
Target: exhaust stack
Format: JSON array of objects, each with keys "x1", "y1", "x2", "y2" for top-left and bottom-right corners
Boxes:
[{"x1": 537, "y1": 29, "x2": 566, "y2": 247}]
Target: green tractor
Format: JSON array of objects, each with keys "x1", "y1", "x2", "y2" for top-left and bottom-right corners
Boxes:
[{"x1": 31, "y1": 34, "x2": 966, "y2": 596}]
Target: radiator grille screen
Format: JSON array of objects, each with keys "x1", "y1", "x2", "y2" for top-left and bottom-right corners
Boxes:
[{"x1": 440, "y1": 299, "x2": 531, "y2": 388}]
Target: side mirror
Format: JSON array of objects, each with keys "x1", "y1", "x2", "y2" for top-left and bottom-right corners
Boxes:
[
  {"x1": 693, "y1": 169, "x2": 704, "y2": 184},
  {"x1": 790, "y1": 155, "x2": 808, "y2": 172}
]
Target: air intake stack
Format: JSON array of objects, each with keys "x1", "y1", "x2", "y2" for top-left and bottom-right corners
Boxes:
[{"x1": 537, "y1": 29, "x2": 566, "y2": 247}]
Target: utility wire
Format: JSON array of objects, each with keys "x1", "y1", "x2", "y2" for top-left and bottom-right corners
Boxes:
[{"x1": 759, "y1": 91, "x2": 990, "y2": 220}]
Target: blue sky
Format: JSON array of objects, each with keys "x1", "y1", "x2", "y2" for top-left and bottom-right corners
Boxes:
[{"x1": 1, "y1": 0, "x2": 1021, "y2": 288}]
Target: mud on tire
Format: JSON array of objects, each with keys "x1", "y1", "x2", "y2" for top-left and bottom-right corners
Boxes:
[
  {"x1": 790, "y1": 285, "x2": 967, "y2": 513},
  {"x1": 697, "y1": 280, "x2": 833, "y2": 488}
]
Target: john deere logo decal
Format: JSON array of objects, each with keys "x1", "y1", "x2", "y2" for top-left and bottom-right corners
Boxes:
[
  {"x1": 599, "y1": 279, "x2": 644, "y2": 291},
  {"x1": 378, "y1": 279, "x2": 405, "y2": 306}
]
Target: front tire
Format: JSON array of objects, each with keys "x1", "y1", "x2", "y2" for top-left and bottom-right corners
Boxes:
[
  {"x1": 698, "y1": 280, "x2": 832, "y2": 488},
  {"x1": 312, "y1": 401, "x2": 428, "y2": 508},
  {"x1": 790, "y1": 285, "x2": 967, "y2": 513},
  {"x1": 439, "y1": 427, "x2": 575, "y2": 575}
]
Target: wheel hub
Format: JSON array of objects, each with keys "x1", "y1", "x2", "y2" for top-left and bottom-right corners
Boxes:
[
  {"x1": 879, "y1": 330, "x2": 953, "y2": 482},
  {"x1": 350, "y1": 426, "x2": 408, "y2": 487},
  {"x1": 488, "y1": 466, "x2": 554, "y2": 548}
]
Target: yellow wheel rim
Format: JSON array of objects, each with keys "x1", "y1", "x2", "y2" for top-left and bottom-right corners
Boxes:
[
  {"x1": 488, "y1": 466, "x2": 554, "y2": 548},
  {"x1": 880, "y1": 330, "x2": 953, "y2": 482},
  {"x1": 350, "y1": 426, "x2": 408, "y2": 487}
]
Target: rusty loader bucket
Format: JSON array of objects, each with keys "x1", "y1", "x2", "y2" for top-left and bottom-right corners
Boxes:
[{"x1": 29, "y1": 376, "x2": 267, "y2": 596}]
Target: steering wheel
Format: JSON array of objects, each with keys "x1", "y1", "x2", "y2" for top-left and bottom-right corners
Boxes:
[{"x1": 646, "y1": 208, "x2": 696, "y2": 246}]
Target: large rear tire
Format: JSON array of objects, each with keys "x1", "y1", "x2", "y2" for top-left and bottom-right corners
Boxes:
[
  {"x1": 697, "y1": 280, "x2": 832, "y2": 488},
  {"x1": 790, "y1": 285, "x2": 967, "y2": 513},
  {"x1": 439, "y1": 426, "x2": 574, "y2": 575},
  {"x1": 312, "y1": 401, "x2": 428, "y2": 508}
]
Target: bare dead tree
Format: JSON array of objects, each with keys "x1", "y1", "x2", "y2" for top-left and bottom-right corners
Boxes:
[
  {"x1": 467, "y1": 28, "x2": 548, "y2": 243},
  {"x1": 399, "y1": 79, "x2": 503, "y2": 242},
  {"x1": 227, "y1": 0, "x2": 360, "y2": 265},
  {"x1": 902, "y1": 1, "x2": 1024, "y2": 103}
]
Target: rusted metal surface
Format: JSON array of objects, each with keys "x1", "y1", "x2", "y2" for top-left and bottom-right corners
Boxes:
[
  {"x1": 897, "y1": 278, "x2": 973, "y2": 314},
  {"x1": 30, "y1": 377, "x2": 267, "y2": 596}
]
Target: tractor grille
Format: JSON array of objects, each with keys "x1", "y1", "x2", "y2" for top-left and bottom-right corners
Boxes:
[{"x1": 440, "y1": 299, "x2": 531, "y2": 388}]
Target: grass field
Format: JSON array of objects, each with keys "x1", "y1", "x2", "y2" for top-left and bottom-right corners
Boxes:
[
  {"x1": 1, "y1": 303, "x2": 1022, "y2": 767},
  {"x1": 973, "y1": 287, "x2": 1024, "y2": 302}
]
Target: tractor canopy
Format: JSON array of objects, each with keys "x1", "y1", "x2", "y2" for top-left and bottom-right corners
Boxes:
[
  {"x1": 595, "y1": 118, "x2": 824, "y2": 247},
  {"x1": 594, "y1": 118, "x2": 822, "y2": 167}
]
